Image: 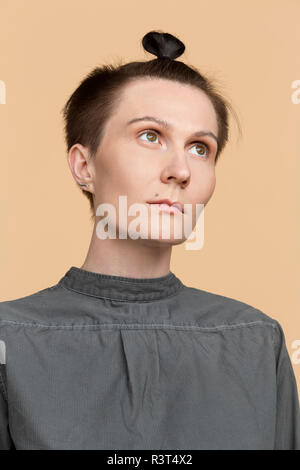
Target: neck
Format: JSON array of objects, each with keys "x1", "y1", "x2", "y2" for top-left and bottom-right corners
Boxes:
[{"x1": 80, "y1": 222, "x2": 173, "y2": 279}]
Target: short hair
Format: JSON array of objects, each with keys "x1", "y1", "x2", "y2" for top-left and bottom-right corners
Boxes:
[{"x1": 61, "y1": 30, "x2": 240, "y2": 221}]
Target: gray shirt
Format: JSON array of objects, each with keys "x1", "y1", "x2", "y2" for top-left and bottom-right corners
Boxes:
[{"x1": 0, "y1": 266, "x2": 299, "y2": 450}]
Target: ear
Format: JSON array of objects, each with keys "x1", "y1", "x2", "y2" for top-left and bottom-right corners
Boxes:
[{"x1": 67, "y1": 143, "x2": 94, "y2": 190}]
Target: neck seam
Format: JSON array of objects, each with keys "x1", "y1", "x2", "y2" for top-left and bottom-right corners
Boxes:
[
  {"x1": 69, "y1": 267, "x2": 175, "y2": 284},
  {"x1": 59, "y1": 283, "x2": 185, "y2": 302}
]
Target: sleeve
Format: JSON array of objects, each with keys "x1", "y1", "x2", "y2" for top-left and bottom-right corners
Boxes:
[
  {"x1": 0, "y1": 365, "x2": 15, "y2": 450},
  {"x1": 273, "y1": 321, "x2": 300, "y2": 449}
]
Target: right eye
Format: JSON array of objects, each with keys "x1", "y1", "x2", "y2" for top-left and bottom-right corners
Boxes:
[{"x1": 138, "y1": 130, "x2": 159, "y2": 144}]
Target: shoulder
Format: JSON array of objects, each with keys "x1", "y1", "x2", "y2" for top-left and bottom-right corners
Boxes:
[
  {"x1": 179, "y1": 284, "x2": 279, "y2": 332},
  {"x1": 0, "y1": 283, "x2": 65, "y2": 325}
]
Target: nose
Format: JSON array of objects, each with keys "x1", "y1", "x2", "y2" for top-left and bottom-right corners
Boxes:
[{"x1": 160, "y1": 151, "x2": 191, "y2": 187}]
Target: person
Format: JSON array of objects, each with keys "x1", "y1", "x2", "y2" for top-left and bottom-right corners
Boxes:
[{"x1": 0, "y1": 30, "x2": 299, "y2": 450}]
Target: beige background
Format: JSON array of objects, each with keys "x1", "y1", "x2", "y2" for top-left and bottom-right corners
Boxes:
[{"x1": 0, "y1": 0, "x2": 299, "y2": 390}]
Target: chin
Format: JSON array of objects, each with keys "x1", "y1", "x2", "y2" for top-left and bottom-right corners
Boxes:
[{"x1": 139, "y1": 235, "x2": 186, "y2": 248}]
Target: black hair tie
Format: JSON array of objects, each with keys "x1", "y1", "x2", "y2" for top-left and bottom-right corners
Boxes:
[{"x1": 142, "y1": 31, "x2": 185, "y2": 60}]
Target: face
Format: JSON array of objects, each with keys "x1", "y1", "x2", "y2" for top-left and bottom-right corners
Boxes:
[{"x1": 74, "y1": 78, "x2": 219, "y2": 246}]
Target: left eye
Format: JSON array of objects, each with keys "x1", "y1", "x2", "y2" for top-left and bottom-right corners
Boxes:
[
  {"x1": 190, "y1": 142, "x2": 209, "y2": 158},
  {"x1": 139, "y1": 130, "x2": 159, "y2": 143},
  {"x1": 138, "y1": 130, "x2": 209, "y2": 158}
]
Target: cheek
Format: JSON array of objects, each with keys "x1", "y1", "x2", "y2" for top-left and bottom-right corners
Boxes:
[
  {"x1": 93, "y1": 148, "x2": 147, "y2": 201},
  {"x1": 93, "y1": 148, "x2": 124, "y2": 188},
  {"x1": 194, "y1": 171, "x2": 216, "y2": 204}
]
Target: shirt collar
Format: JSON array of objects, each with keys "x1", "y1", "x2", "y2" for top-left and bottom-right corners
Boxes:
[{"x1": 58, "y1": 266, "x2": 184, "y2": 302}]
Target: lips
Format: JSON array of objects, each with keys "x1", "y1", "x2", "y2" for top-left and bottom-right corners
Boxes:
[{"x1": 146, "y1": 199, "x2": 184, "y2": 213}]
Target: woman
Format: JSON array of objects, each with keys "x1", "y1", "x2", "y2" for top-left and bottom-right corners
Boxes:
[{"x1": 0, "y1": 31, "x2": 299, "y2": 450}]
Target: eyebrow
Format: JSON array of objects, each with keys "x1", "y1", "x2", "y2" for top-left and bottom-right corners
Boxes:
[{"x1": 126, "y1": 115, "x2": 219, "y2": 146}]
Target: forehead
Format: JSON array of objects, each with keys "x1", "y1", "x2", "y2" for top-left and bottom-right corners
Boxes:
[{"x1": 112, "y1": 78, "x2": 218, "y2": 135}]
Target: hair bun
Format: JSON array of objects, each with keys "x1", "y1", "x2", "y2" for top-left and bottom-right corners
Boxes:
[{"x1": 142, "y1": 31, "x2": 185, "y2": 60}]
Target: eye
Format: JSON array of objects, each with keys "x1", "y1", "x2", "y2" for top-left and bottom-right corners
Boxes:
[
  {"x1": 138, "y1": 129, "x2": 159, "y2": 144},
  {"x1": 138, "y1": 130, "x2": 210, "y2": 159},
  {"x1": 190, "y1": 142, "x2": 210, "y2": 158}
]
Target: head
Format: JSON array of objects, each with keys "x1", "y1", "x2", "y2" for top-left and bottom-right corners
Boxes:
[{"x1": 62, "y1": 31, "x2": 239, "y2": 245}]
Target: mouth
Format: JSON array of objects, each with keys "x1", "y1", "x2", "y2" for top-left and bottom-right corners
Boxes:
[
  {"x1": 147, "y1": 203, "x2": 182, "y2": 215},
  {"x1": 146, "y1": 199, "x2": 184, "y2": 214}
]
